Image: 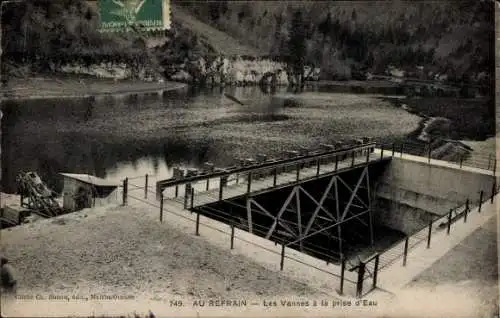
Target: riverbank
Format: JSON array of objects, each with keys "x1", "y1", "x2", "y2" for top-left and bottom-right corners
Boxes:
[
  {"x1": 377, "y1": 95, "x2": 495, "y2": 163},
  {"x1": 382, "y1": 96, "x2": 494, "y2": 141},
  {"x1": 0, "y1": 76, "x2": 187, "y2": 100}
]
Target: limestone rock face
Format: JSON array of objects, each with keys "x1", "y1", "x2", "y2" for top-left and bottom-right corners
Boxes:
[
  {"x1": 174, "y1": 55, "x2": 314, "y2": 86},
  {"x1": 52, "y1": 54, "x2": 318, "y2": 87}
]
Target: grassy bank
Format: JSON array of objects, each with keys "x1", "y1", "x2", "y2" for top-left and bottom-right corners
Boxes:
[{"x1": 381, "y1": 96, "x2": 495, "y2": 142}]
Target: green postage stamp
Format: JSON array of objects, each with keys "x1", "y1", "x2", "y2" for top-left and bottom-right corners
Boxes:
[{"x1": 98, "y1": 0, "x2": 171, "y2": 32}]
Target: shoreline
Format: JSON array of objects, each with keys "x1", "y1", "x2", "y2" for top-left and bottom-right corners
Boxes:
[{"x1": 0, "y1": 77, "x2": 187, "y2": 101}]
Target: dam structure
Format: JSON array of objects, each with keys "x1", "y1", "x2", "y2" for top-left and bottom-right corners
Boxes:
[{"x1": 121, "y1": 141, "x2": 497, "y2": 298}]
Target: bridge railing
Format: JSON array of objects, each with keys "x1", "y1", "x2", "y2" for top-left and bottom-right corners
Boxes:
[
  {"x1": 156, "y1": 142, "x2": 378, "y2": 202},
  {"x1": 354, "y1": 180, "x2": 500, "y2": 298},
  {"x1": 377, "y1": 140, "x2": 496, "y2": 173}
]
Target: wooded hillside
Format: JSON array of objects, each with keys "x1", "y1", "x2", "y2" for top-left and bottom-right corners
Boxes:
[
  {"x1": 0, "y1": 0, "x2": 494, "y2": 84},
  {"x1": 177, "y1": 0, "x2": 494, "y2": 83}
]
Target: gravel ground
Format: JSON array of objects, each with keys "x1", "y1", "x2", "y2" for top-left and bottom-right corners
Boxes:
[
  {"x1": 1, "y1": 204, "x2": 319, "y2": 298},
  {"x1": 0, "y1": 203, "x2": 324, "y2": 316},
  {"x1": 406, "y1": 215, "x2": 498, "y2": 318}
]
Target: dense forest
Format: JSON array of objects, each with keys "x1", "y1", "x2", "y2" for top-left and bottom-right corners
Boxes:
[
  {"x1": 177, "y1": 0, "x2": 494, "y2": 83},
  {"x1": 0, "y1": 0, "x2": 494, "y2": 84}
]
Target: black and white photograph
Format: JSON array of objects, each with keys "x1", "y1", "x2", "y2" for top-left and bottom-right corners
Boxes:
[{"x1": 0, "y1": 0, "x2": 498, "y2": 317}]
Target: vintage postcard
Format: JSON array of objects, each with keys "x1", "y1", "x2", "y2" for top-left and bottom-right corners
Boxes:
[{"x1": 0, "y1": 0, "x2": 498, "y2": 317}]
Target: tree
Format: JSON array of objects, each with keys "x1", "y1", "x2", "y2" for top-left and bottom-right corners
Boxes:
[
  {"x1": 318, "y1": 12, "x2": 332, "y2": 40},
  {"x1": 287, "y1": 9, "x2": 307, "y2": 90}
]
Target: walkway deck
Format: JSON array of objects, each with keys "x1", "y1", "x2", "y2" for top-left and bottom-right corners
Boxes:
[
  {"x1": 373, "y1": 148, "x2": 496, "y2": 177},
  {"x1": 163, "y1": 149, "x2": 392, "y2": 209}
]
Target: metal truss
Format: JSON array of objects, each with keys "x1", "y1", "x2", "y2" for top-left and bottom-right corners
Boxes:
[{"x1": 245, "y1": 166, "x2": 374, "y2": 257}]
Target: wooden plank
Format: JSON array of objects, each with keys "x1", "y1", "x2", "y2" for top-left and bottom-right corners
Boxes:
[{"x1": 246, "y1": 198, "x2": 253, "y2": 233}]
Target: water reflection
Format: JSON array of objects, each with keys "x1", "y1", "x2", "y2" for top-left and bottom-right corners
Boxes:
[{"x1": 1, "y1": 84, "x2": 418, "y2": 194}]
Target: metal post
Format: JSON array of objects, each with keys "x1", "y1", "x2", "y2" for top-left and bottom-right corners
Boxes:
[
  {"x1": 183, "y1": 184, "x2": 189, "y2": 209},
  {"x1": 206, "y1": 178, "x2": 210, "y2": 191},
  {"x1": 479, "y1": 190, "x2": 483, "y2": 212},
  {"x1": 280, "y1": 243, "x2": 285, "y2": 271},
  {"x1": 493, "y1": 159, "x2": 497, "y2": 176},
  {"x1": 339, "y1": 256, "x2": 346, "y2": 295},
  {"x1": 366, "y1": 148, "x2": 370, "y2": 162},
  {"x1": 122, "y1": 178, "x2": 128, "y2": 206},
  {"x1": 447, "y1": 209, "x2": 452, "y2": 235},
  {"x1": 402, "y1": 237, "x2": 409, "y2": 266},
  {"x1": 460, "y1": 157, "x2": 463, "y2": 168},
  {"x1": 296, "y1": 163, "x2": 300, "y2": 181},
  {"x1": 392, "y1": 143, "x2": 395, "y2": 157},
  {"x1": 351, "y1": 151, "x2": 355, "y2": 166},
  {"x1": 335, "y1": 156, "x2": 338, "y2": 171},
  {"x1": 400, "y1": 144, "x2": 404, "y2": 157},
  {"x1": 160, "y1": 194, "x2": 164, "y2": 223},
  {"x1": 380, "y1": 147, "x2": 384, "y2": 160},
  {"x1": 144, "y1": 174, "x2": 149, "y2": 199},
  {"x1": 427, "y1": 220, "x2": 432, "y2": 248},
  {"x1": 175, "y1": 185, "x2": 178, "y2": 198},
  {"x1": 428, "y1": 145, "x2": 431, "y2": 163},
  {"x1": 219, "y1": 178, "x2": 223, "y2": 201},
  {"x1": 316, "y1": 159, "x2": 320, "y2": 176},
  {"x1": 247, "y1": 172, "x2": 252, "y2": 193},
  {"x1": 373, "y1": 254, "x2": 379, "y2": 289},
  {"x1": 195, "y1": 210, "x2": 200, "y2": 236},
  {"x1": 236, "y1": 173, "x2": 239, "y2": 184},
  {"x1": 273, "y1": 168, "x2": 277, "y2": 186},
  {"x1": 356, "y1": 262, "x2": 365, "y2": 298},
  {"x1": 491, "y1": 182, "x2": 496, "y2": 204},
  {"x1": 464, "y1": 199, "x2": 469, "y2": 223},
  {"x1": 190, "y1": 187, "x2": 194, "y2": 209},
  {"x1": 230, "y1": 223, "x2": 235, "y2": 249}
]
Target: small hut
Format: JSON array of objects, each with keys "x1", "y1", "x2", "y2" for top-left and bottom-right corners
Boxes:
[{"x1": 60, "y1": 173, "x2": 119, "y2": 212}]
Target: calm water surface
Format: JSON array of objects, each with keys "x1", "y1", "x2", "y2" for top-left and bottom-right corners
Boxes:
[{"x1": 2, "y1": 85, "x2": 420, "y2": 193}]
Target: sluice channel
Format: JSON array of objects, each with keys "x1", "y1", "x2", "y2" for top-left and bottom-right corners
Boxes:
[
  {"x1": 182, "y1": 153, "x2": 496, "y2": 266},
  {"x1": 191, "y1": 161, "x2": 405, "y2": 264}
]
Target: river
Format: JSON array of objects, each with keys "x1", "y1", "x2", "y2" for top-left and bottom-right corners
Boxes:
[{"x1": 2, "y1": 85, "x2": 422, "y2": 194}]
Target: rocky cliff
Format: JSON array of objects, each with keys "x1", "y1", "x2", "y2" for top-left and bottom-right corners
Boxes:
[{"x1": 169, "y1": 56, "x2": 320, "y2": 86}]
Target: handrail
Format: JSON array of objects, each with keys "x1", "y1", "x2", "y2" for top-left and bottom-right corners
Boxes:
[{"x1": 157, "y1": 143, "x2": 376, "y2": 188}]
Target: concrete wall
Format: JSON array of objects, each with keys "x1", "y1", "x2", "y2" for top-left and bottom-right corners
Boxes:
[
  {"x1": 374, "y1": 157, "x2": 496, "y2": 234},
  {"x1": 375, "y1": 198, "x2": 436, "y2": 234}
]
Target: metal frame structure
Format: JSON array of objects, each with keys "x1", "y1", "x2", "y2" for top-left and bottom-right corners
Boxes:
[
  {"x1": 242, "y1": 166, "x2": 374, "y2": 258},
  {"x1": 16, "y1": 172, "x2": 62, "y2": 217}
]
